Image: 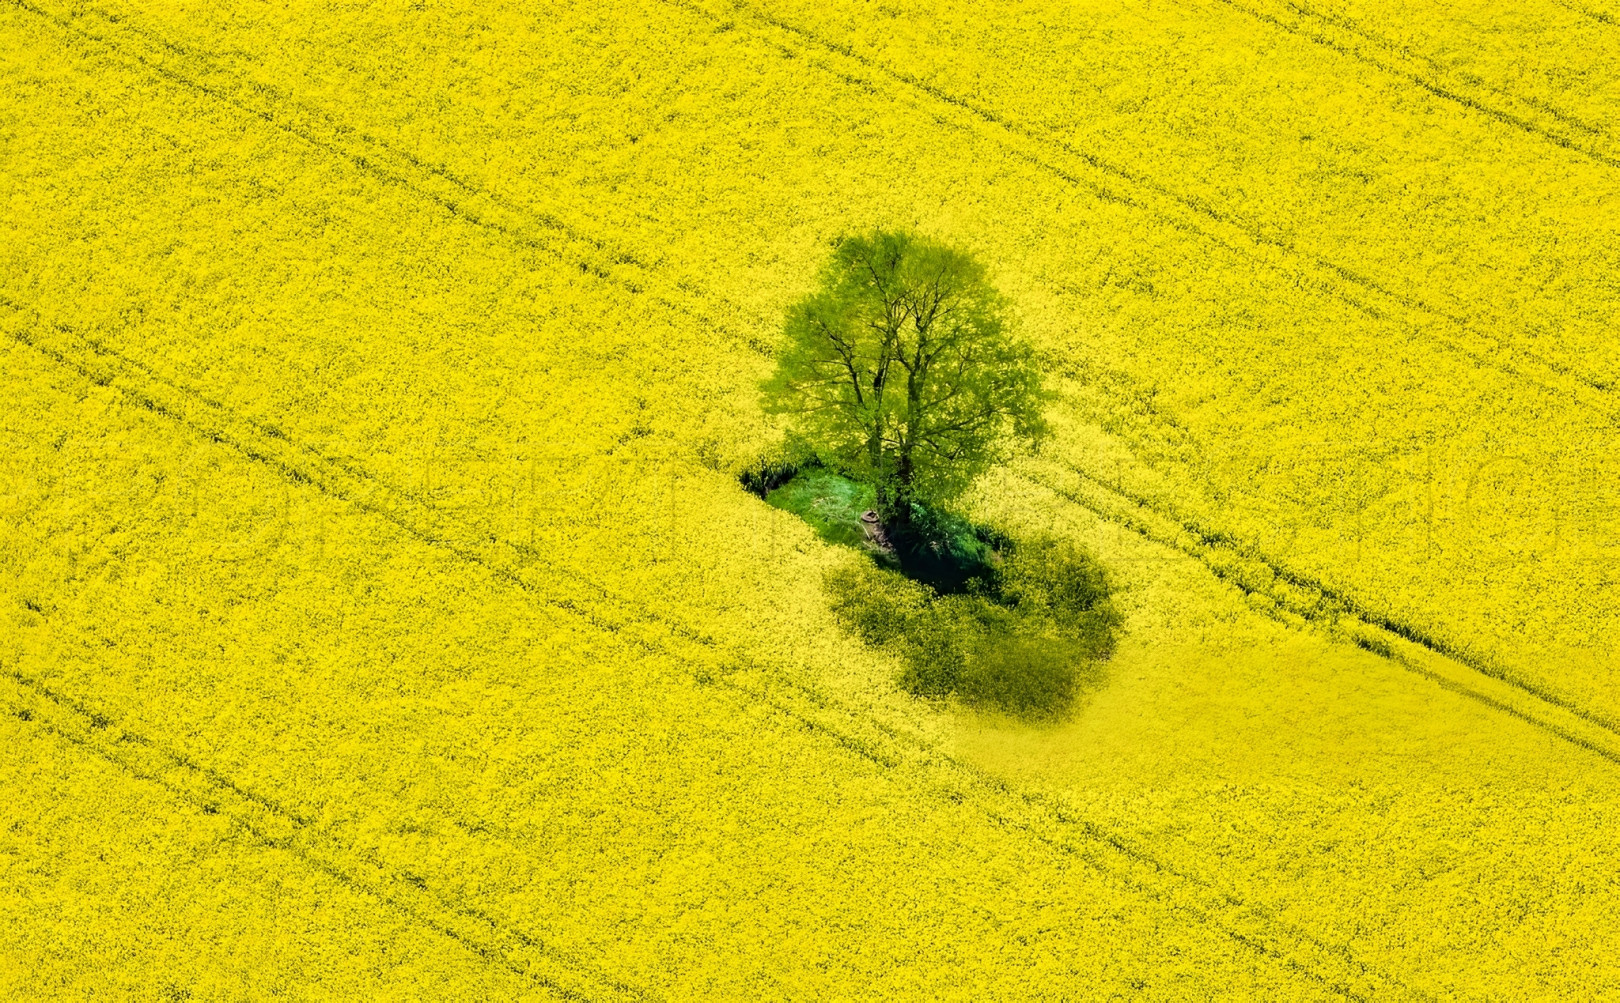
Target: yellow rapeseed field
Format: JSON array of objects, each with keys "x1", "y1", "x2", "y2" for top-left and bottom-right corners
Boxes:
[{"x1": 3, "y1": 0, "x2": 1617, "y2": 997}]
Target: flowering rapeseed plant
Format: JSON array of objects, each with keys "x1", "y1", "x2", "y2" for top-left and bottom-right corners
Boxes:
[{"x1": 3, "y1": 0, "x2": 1618, "y2": 996}]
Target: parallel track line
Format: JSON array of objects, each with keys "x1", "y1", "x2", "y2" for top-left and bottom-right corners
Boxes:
[
  {"x1": 1024, "y1": 464, "x2": 1620, "y2": 764},
  {"x1": 697, "y1": 0, "x2": 1619, "y2": 410},
  {"x1": 11, "y1": 0, "x2": 1608, "y2": 773},
  {"x1": 3, "y1": 298, "x2": 1423, "y2": 1003},
  {"x1": 0, "y1": 663, "x2": 639, "y2": 1002},
  {"x1": 1211, "y1": 0, "x2": 1620, "y2": 165}
]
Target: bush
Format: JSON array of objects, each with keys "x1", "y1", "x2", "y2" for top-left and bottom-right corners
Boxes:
[
  {"x1": 897, "y1": 610, "x2": 970, "y2": 698},
  {"x1": 888, "y1": 502, "x2": 1004, "y2": 593},
  {"x1": 958, "y1": 635, "x2": 1091, "y2": 721},
  {"x1": 823, "y1": 563, "x2": 930, "y2": 648},
  {"x1": 824, "y1": 534, "x2": 1120, "y2": 720},
  {"x1": 995, "y1": 537, "x2": 1112, "y2": 628}
]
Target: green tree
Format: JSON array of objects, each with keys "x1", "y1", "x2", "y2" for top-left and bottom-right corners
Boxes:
[{"x1": 762, "y1": 229, "x2": 1049, "y2": 526}]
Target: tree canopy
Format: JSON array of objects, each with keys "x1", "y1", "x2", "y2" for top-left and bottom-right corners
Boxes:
[{"x1": 762, "y1": 229, "x2": 1048, "y2": 523}]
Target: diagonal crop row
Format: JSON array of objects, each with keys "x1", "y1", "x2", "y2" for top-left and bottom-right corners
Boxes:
[
  {"x1": 0, "y1": 664, "x2": 640, "y2": 1003},
  {"x1": 1208, "y1": 0, "x2": 1620, "y2": 167},
  {"x1": 5, "y1": 0, "x2": 773, "y2": 362},
  {"x1": 1, "y1": 292, "x2": 1426, "y2": 1001},
  {"x1": 690, "y1": 0, "x2": 1620, "y2": 411},
  {"x1": 25, "y1": 0, "x2": 1614, "y2": 453},
  {"x1": 18, "y1": 0, "x2": 1608, "y2": 780},
  {"x1": 0, "y1": 5, "x2": 1564, "y2": 991},
  {"x1": 1556, "y1": 0, "x2": 1620, "y2": 26},
  {"x1": 27, "y1": 0, "x2": 1614, "y2": 418},
  {"x1": 1032, "y1": 347, "x2": 1617, "y2": 743},
  {"x1": 1023, "y1": 461, "x2": 1620, "y2": 765}
]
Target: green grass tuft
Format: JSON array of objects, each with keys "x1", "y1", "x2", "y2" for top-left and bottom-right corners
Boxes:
[{"x1": 765, "y1": 467, "x2": 882, "y2": 555}]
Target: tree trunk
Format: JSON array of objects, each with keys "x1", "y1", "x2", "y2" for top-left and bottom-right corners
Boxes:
[
  {"x1": 891, "y1": 454, "x2": 914, "y2": 523},
  {"x1": 887, "y1": 355, "x2": 922, "y2": 528}
]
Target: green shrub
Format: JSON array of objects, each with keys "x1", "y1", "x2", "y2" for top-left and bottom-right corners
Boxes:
[
  {"x1": 890, "y1": 502, "x2": 1002, "y2": 591},
  {"x1": 958, "y1": 635, "x2": 1090, "y2": 721},
  {"x1": 824, "y1": 534, "x2": 1120, "y2": 721},
  {"x1": 897, "y1": 609, "x2": 969, "y2": 698},
  {"x1": 995, "y1": 537, "x2": 1113, "y2": 631},
  {"x1": 824, "y1": 563, "x2": 931, "y2": 648}
]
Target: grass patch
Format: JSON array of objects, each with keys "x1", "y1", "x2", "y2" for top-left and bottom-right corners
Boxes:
[
  {"x1": 764, "y1": 466, "x2": 883, "y2": 555},
  {"x1": 755, "y1": 463, "x2": 1005, "y2": 592}
]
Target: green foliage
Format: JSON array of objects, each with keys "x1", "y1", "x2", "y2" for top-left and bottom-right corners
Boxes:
[
  {"x1": 761, "y1": 229, "x2": 1049, "y2": 518},
  {"x1": 898, "y1": 606, "x2": 974, "y2": 698},
  {"x1": 751, "y1": 236, "x2": 1108, "y2": 719},
  {"x1": 994, "y1": 537, "x2": 1120, "y2": 649},
  {"x1": 764, "y1": 466, "x2": 880, "y2": 553},
  {"x1": 889, "y1": 500, "x2": 1002, "y2": 591},
  {"x1": 957, "y1": 635, "x2": 1097, "y2": 722},
  {"x1": 758, "y1": 466, "x2": 1005, "y2": 588},
  {"x1": 822, "y1": 564, "x2": 933, "y2": 649},
  {"x1": 825, "y1": 535, "x2": 1120, "y2": 720}
]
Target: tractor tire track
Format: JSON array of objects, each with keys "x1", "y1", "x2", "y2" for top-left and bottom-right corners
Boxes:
[
  {"x1": 1210, "y1": 0, "x2": 1620, "y2": 166},
  {"x1": 4, "y1": 0, "x2": 773, "y2": 361},
  {"x1": 691, "y1": 0, "x2": 1620, "y2": 414},
  {"x1": 1556, "y1": 0, "x2": 1620, "y2": 26},
  {"x1": 0, "y1": 666, "x2": 642, "y2": 1003},
  {"x1": 1, "y1": 300, "x2": 1424, "y2": 1001},
  {"x1": 21, "y1": 0, "x2": 1614, "y2": 415},
  {"x1": 1024, "y1": 462, "x2": 1620, "y2": 765}
]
